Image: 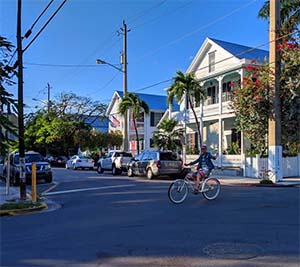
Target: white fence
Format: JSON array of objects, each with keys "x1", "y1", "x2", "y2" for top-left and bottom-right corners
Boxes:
[
  {"x1": 187, "y1": 153, "x2": 300, "y2": 178},
  {"x1": 245, "y1": 154, "x2": 300, "y2": 178}
]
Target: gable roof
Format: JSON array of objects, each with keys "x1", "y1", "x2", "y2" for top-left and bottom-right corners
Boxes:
[
  {"x1": 115, "y1": 90, "x2": 179, "y2": 111},
  {"x1": 83, "y1": 116, "x2": 108, "y2": 132},
  {"x1": 210, "y1": 38, "x2": 268, "y2": 62}
]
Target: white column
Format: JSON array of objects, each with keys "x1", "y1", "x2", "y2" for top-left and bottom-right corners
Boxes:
[
  {"x1": 218, "y1": 118, "x2": 223, "y2": 168},
  {"x1": 239, "y1": 69, "x2": 246, "y2": 176},
  {"x1": 218, "y1": 76, "x2": 223, "y2": 115},
  {"x1": 217, "y1": 76, "x2": 223, "y2": 168}
]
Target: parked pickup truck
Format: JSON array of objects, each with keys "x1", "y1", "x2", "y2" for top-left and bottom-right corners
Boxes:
[{"x1": 97, "y1": 150, "x2": 133, "y2": 175}]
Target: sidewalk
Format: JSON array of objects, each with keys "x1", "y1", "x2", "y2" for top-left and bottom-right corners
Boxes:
[
  {"x1": 217, "y1": 176, "x2": 300, "y2": 187},
  {"x1": 0, "y1": 182, "x2": 47, "y2": 215}
]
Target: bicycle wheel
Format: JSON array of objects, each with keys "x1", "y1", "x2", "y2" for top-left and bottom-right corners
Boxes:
[
  {"x1": 201, "y1": 178, "x2": 221, "y2": 200},
  {"x1": 168, "y1": 179, "x2": 189, "y2": 204}
]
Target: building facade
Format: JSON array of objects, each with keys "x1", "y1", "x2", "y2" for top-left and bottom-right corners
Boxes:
[
  {"x1": 106, "y1": 90, "x2": 177, "y2": 154},
  {"x1": 168, "y1": 37, "x2": 268, "y2": 173}
]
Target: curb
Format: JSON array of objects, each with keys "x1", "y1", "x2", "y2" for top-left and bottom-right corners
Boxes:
[
  {"x1": 220, "y1": 182, "x2": 298, "y2": 187},
  {"x1": 0, "y1": 202, "x2": 48, "y2": 216}
]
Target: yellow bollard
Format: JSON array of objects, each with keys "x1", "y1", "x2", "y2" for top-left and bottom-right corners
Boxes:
[{"x1": 31, "y1": 162, "x2": 37, "y2": 203}]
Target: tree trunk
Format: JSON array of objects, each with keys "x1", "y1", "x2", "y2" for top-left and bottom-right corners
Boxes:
[
  {"x1": 189, "y1": 98, "x2": 202, "y2": 150},
  {"x1": 132, "y1": 114, "x2": 140, "y2": 154}
]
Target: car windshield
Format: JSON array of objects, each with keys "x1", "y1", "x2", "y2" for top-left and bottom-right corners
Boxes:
[
  {"x1": 14, "y1": 153, "x2": 45, "y2": 164},
  {"x1": 120, "y1": 152, "x2": 132, "y2": 157},
  {"x1": 79, "y1": 156, "x2": 91, "y2": 159}
]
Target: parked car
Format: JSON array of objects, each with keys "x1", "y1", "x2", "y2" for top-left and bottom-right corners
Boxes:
[
  {"x1": 127, "y1": 150, "x2": 183, "y2": 179},
  {"x1": 47, "y1": 155, "x2": 68, "y2": 167},
  {"x1": 3, "y1": 151, "x2": 53, "y2": 186},
  {"x1": 97, "y1": 150, "x2": 133, "y2": 175},
  {"x1": 66, "y1": 155, "x2": 94, "y2": 170}
]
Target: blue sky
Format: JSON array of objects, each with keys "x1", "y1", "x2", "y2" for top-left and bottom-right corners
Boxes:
[{"x1": 1, "y1": 0, "x2": 269, "y2": 112}]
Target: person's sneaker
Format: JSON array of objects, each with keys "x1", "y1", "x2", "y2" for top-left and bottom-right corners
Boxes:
[{"x1": 193, "y1": 188, "x2": 199, "y2": 194}]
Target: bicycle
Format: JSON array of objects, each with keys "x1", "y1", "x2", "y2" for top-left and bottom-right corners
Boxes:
[{"x1": 168, "y1": 168, "x2": 221, "y2": 204}]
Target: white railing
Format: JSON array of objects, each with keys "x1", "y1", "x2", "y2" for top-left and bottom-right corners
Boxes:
[
  {"x1": 186, "y1": 153, "x2": 300, "y2": 178},
  {"x1": 245, "y1": 154, "x2": 300, "y2": 178}
]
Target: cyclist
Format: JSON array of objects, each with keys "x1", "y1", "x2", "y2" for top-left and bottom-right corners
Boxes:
[{"x1": 184, "y1": 144, "x2": 217, "y2": 194}]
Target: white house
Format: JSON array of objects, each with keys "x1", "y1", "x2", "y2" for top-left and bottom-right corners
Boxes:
[
  {"x1": 167, "y1": 37, "x2": 269, "y2": 175},
  {"x1": 106, "y1": 90, "x2": 179, "y2": 154}
]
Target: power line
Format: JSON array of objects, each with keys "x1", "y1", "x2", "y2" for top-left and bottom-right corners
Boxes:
[
  {"x1": 8, "y1": 0, "x2": 55, "y2": 66},
  {"x1": 132, "y1": 30, "x2": 299, "y2": 93},
  {"x1": 25, "y1": 0, "x2": 55, "y2": 37},
  {"x1": 23, "y1": 0, "x2": 67, "y2": 53},
  {"x1": 126, "y1": 0, "x2": 168, "y2": 24},
  {"x1": 132, "y1": 0, "x2": 258, "y2": 64},
  {"x1": 131, "y1": 1, "x2": 193, "y2": 31},
  {"x1": 133, "y1": 79, "x2": 172, "y2": 93},
  {"x1": 88, "y1": 71, "x2": 121, "y2": 97},
  {"x1": 24, "y1": 62, "x2": 118, "y2": 67}
]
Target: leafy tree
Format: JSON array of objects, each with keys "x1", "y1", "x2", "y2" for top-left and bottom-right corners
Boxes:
[
  {"x1": 118, "y1": 93, "x2": 149, "y2": 154},
  {"x1": 167, "y1": 70, "x2": 206, "y2": 150},
  {"x1": 0, "y1": 36, "x2": 17, "y2": 156},
  {"x1": 152, "y1": 118, "x2": 183, "y2": 151},
  {"x1": 231, "y1": 65, "x2": 270, "y2": 155},
  {"x1": 258, "y1": 0, "x2": 300, "y2": 37},
  {"x1": 24, "y1": 93, "x2": 108, "y2": 156},
  {"x1": 231, "y1": 39, "x2": 300, "y2": 155}
]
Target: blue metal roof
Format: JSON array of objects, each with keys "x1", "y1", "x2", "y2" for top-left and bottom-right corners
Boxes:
[
  {"x1": 84, "y1": 116, "x2": 108, "y2": 132},
  {"x1": 210, "y1": 38, "x2": 269, "y2": 62},
  {"x1": 116, "y1": 91, "x2": 179, "y2": 111}
]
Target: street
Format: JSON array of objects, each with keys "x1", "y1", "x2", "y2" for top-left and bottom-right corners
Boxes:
[{"x1": 1, "y1": 168, "x2": 300, "y2": 267}]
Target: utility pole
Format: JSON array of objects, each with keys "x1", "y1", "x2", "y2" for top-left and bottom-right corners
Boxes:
[
  {"x1": 120, "y1": 20, "x2": 129, "y2": 151},
  {"x1": 17, "y1": 0, "x2": 26, "y2": 200},
  {"x1": 268, "y1": 0, "x2": 282, "y2": 182},
  {"x1": 47, "y1": 82, "x2": 51, "y2": 113}
]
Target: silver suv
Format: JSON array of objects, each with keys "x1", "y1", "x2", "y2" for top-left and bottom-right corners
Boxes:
[{"x1": 127, "y1": 150, "x2": 183, "y2": 179}]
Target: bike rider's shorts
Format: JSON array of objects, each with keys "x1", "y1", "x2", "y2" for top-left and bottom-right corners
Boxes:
[{"x1": 197, "y1": 169, "x2": 211, "y2": 178}]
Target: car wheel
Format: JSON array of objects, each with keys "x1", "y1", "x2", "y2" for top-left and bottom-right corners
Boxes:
[
  {"x1": 97, "y1": 164, "x2": 104, "y2": 174},
  {"x1": 127, "y1": 167, "x2": 134, "y2": 177},
  {"x1": 112, "y1": 165, "x2": 118, "y2": 176},
  {"x1": 72, "y1": 164, "x2": 77, "y2": 170},
  {"x1": 45, "y1": 175, "x2": 53, "y2": 183},
  {"x1": 146, "y1": 168, "x2": 154, "y2": 180}
]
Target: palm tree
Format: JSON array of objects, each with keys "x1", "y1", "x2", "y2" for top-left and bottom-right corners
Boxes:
[
  {"x1": 118, "y1": 93, "x2": 149, "y2": 154},
  {"x1": 153, "y1": 118, "x2": 184, "y2": 151},
  {"x1": 258, "y1": 0, "x2": 300, "y2": 37},
  {"x1": 0, "y1": 36, "x2": 17, "y2": 156},
  {"x1": 167, "y1": 71, "x2": 206, "y2": 151}
]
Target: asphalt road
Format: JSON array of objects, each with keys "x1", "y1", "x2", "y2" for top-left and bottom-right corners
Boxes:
[{"x1": 1, "y1": 168, "x2": 299, "y2": 267}]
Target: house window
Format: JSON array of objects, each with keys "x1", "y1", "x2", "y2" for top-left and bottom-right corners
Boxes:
[
  {"x1": 207, "y1": 86, "x2": 218, "y2": 104},
  {"x1": 150, "y1": 112, "x2": 164, "y2": 127},
  {"x1": 208, "y1": 51, "x2": 215, "y2": 72}
]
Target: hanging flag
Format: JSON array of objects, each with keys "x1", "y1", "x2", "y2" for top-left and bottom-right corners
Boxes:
[{"x1": 109, "y1": 115, "x2": 120, "y2": 128}]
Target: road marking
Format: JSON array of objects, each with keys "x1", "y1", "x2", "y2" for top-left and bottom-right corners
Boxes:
[
  {"x1": 40, "y1": 182, "x2": 59, "y2": 196},
  {"x1": 44, "y1": 184, "x2": 136, "y2": 196}
]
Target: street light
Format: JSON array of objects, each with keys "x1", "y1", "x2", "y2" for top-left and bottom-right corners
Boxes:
[
  {"x1": 96, "y1": 57, "x2": 129, "y2": 151},
  {"x1": 32, "y1": 98, "x2": 52, "y2": 112},
  {"x1": 96, "y1": 59, "x2": 124, "y2": 73}
]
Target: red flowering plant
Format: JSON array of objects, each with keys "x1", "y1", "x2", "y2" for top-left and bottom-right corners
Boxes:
[
  {"x1": 278, "y1": 38, "x2": 300, "y2": 155},
  {"x1": 231, "y1": 36, "x2": 300, "y2": 156},
  {"x1": 230, "y1": 64, "x2": 270, "y2": 155}
]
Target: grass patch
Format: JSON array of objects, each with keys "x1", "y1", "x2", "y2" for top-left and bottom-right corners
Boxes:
[{"x1": 0, "y1": 201, "x2": 43, "y2": 211}]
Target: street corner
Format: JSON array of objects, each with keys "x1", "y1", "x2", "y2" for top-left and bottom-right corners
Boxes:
[{"x1": 0, "y1": 200, "x2": 48, "y2": 216}]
